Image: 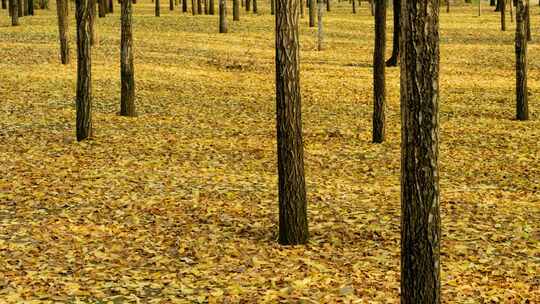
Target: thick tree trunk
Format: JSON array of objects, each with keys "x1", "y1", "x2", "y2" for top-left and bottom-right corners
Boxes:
[
  {"x1": 9, "y1": 0, "x2": 19, "y2": 26},
  {"x1": 233, "y1": 0, "x2": 239, "y2": 19},
  {"x1": 98, "y1": 0, "x2": 106, "y2": 17},
  {"x1": 208, "y1": 0, "x2": 213, "y2": 14},
  {"x1": 309, "y1": 0, "x2": 315, "y2": 26},
  {"x1": 373, "y1": 0, "x2": 385, "y2": 143},
  {"x1": 120, "y1": 0, "x2": 136, "y2": 117},
  {"x1": 75, "y1": 0, "x2": 93, "y2": 141},
  {"x1": 400, "y1": 0, "x2": 441, "y2": 302},
  {"x1": 317, "y1": 0, "x2": 323, "y2": 50},
  {"x1": 500, "y1": 0, "x2": 506, "y2": 30},
  {"x1": 275, "y1": 0, "x2": 309, "y2": 245},
  {"x1": 386, "y1": 0, "x2": 399, "y2": 66},
  {"x1": 56, "y1": 0, "x2": 70, "y2": 64},
  {"x1": 516, "y1": 0, "x2": 529, "y2": 120},
  {"x1": 219, "y1": 0, "x2": 227, "y2": 33},
  {"x1": 155, "y1": 0, "x2": 160, "y2": 16}
]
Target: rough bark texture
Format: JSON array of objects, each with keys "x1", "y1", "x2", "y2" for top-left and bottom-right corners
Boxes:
[
  {"x1": 317, "y1": 0, "x2": 323, "y2": 51},
  {"x1": 209, "y1": 0, "x2": 214, "y2": 14},
  {"x1": 500, "y1": 0, "x2": 506, "y2": 31},
  {"x1": 98, "y1": 0, "x2": 106, "y2": 17},
  {"x1": 400, "y1": 0, "x2": 441, "y2": 302},
  {"x1": 373, "y1": 0, "x2": 385, "y2": 143},
  {"x1": 275, "y1": 0, "x2": 309, "y2": 245},
  {"x1": 76, "y1": 0, "x2": 93, "y2": 141},
  {"x1": 233, "y1": 0, "x2": 239, "y2": 20},
  {"x1": 9, "y1": 0, "x2": 19, "y2": 26},
  {"x1": 155, "y1": 0, "x2": 160, "y2": 16},
  {"x1": 121, "y1": 0, "x2": 136, "y2": 117},
  {"x1": 515, "y1": 0, "x2": 529, "y2": 120},
  {"x1": 309, "y1": 0, "x2": 315, "y2": 27},
  {"x1": 56, "y1": 0, "x2": 70, "y2": 64},
  {"x1": 219, "y1": 0, "x2": 227, "y2": 33},
  {"x1": 386, "y1": 0, "x2": 399, "y2": 66}
]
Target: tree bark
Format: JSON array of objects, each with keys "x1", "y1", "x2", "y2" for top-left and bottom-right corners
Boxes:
[
  {"x1": 76, "y1": 0, "x2": 93, "y2": 141},
  {"x1": 108, "y1": 0, "x2": 113, "y2": 13},
  {"x1": 516, "y1": 0, "x2": 529, "y2": 120},
  {"x1": 155, "y1": 0, "x2": 160, "y2": 16},
  {"x1": 191, "y1": 0, "x2": 195, "y2": 14},
  {"x1": 252, "y1": 0, "x2": 256, "y2": 12},
  {"x1": 182, "y1": 0, "x2": 187, "y2": 11},
  {"x1": 56, "y1": 0, "x2": 70, "y2": 64},
  {"x1": 121, "y1": 0, "x2": 136, "y2": 117},
  {"x1": 170, "y1": 0, "x2": 174, "y2": 10},
  {"x1": 197, "y1": 0, "x2": 202, "y2": 13},
  {"x1": 245, "y1": 0, "x2": 249, "y2": 11},
  {"x1": 89, "y1": 0, "x2": 97, "y2": 45},
  {"x1": 352, "y1": 0, "x2": 356, "y2": 13},
  {"x1": 300, "y1": 0, "x2": 303, "y2": 17},
  {"x1": 309, "y1": 0, "x2": 315, "y2": 26},
  {"x1": 326, "y1": 0, "x2": 329, "y2": 11},
  {"x1": 2, "y1": 0, "x2": 6, "y2": 10},
  {"x1": 275, "y1": 0, "x2": 309, "y2": 245},
  {"x1": 271, "y1": 0, "x2": 274, "y2": 14},
  {"x1": 209, "y1": 0, "x2": 213, "y2": 14},
  {"x1": 525, "y1": 2, "x2": 530, "y2": 41},
  {"x1": 219, "y1": 0, "x2": 227, "y2": 33},
  {"x1": 373, "y1": 0, "x2": 385, "y2": 143},
  {"x1": 317, "y1": 0, "x2": 323, "y2": 50},
  {"x1": 386, "y1": 0, "x2": 399, "y2": 66},
  {"x1": 17, "y1": 0, "x2": 22, "y2": 19},
  {"x1": 98, "y1": 0, "x2": 106, "y2": 17},
  {"x1": 28, "y1": 0, "x2": 33, "y2": 15},
  {"x1": 204, "y1": 0, "x2": 207, "y2": 13},
  {"x1": 233, "y1": 0, "x2": 239, "y2": 19},
  {"x1": 400, "y1": 0, "x2": 441, "y2": 302},
  {"x1": 23, "y1": 0, "x2": 27, "y2": 16},
  {"x1": 9, "y1": 0, "x2": 19, "y2": 26},
  {"x1": 500, "y1": 0, "x2": 506, "y2": 31}
]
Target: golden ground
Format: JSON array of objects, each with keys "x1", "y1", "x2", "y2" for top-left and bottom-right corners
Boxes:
[{"x1": 0, "y1": 1, "x2": 539, "y2": 303}]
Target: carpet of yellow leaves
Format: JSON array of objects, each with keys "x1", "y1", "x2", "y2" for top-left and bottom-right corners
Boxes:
[{"x1": 0, "y1": 2, "x2": 539, "y2": 303}]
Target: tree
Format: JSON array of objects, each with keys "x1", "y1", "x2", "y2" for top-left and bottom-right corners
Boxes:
[
  {"x1": 309, "y1": 0, "x2": 315, "y2": 27},
  {"x1": 2, "y1": 0, "x2": 6, "y2": 10},
  {"x1": 155, "y1": 0, "x2": 160, "y2": 16},
  {"x1": 270, "y1": 0, "x2": 274, "y2": 14},
  {"x1": 252, "y1": 0, "x2": 256, "y2": 13},
  {"x1": 352, "y1": 0, "x2": 356, "y2": 14},
  {"x1": 400, "y1": 0, "x2": 441, "y2": 302},
  {"x1": 197, "y1": 0, "x2": 202, "y2": 13},
  {"x1": 9, "y1": 0, "x2": 19, "y2": 26},
  {"x1": 500, "y1": 0, "x2": 506, "y2": 31},
  {"x1": 98, "y1": 0, "x2": 106, "y2": 17},
  {"x1": 317, "y1": 0, "x2": 323, "y2": 51},
  {"x1": 108, "y1": 0, "x2": 113, "y2": 13},
  {"x1": 28, "y1": 0, "x2": 33, "y2": 15},
  {"x1": 75, "y1": 0, "x2": 93, "y2": 141},
  {"x1": 219, "y1": 0, "x2": 227, "y2": 33},
  {"x1": 209, "y1": 0, "x2": 214, "y2": 14},
  {"x1": 515, "y1": 0, "x2": 529, "y2": 120},
  {"x1": 233, "y1": 0, "x2": 239, "y2": 20},
  {"x1": 525, "y1": 2, "x2": 530, "y2": 41},
  {"x1": 386, "y1": 0, "x2": 399, "y2": 66},
  {"x1": 182, "y1": 0, "x2": 187, "y2": 12},
  {"x1": 121, "y1": 0, "x2": 136, "y2": 117},
  {"x1": 245, "y1": 0, "x2": 249, "y2": 11},
  {"x1": 89, "y1": 0, "x2": 97, "y2": 45},
  {"x1": 372, "y1": 0, "x2": 385, "y2": 143},
  {"x1": 191, "y1": 0, "x2": 195, "y2": 14},
  {"x1": 275, "y1": 0, "x2": 309, "y2": 245},
  {"x1": 17, "y1": 0, "x2": 22, "y2": 18},
  {"x1": 56, "y1": 0, "x2": 70, "y2": 64},
  {"x1": 326, "y1": 0, "x2": 329, "y2": 11},
  {"x1": 169, "y1": 0, "x2": 174, "y2": 10}
]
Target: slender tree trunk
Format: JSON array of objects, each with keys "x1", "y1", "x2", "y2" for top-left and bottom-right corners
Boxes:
[
  {"x1": 23, "y1": 0, "x2": 27, "y2": 16},
  {"x1": 252, "y1": 0, "x2": 256, "y2": 12},
  {"x1": 56, "y1": 0, "x2": 70, "y2": 64},
  {"x1": 490, "y1": 0, "x2": 495, "y2": 5},
  {"x1": 2, "y1": 0, "x2": 6, "y2": 10},
  {"x1": 17, "y1": 0, "x2": 22, "y2": 18},
  {"x1": 75, "y1": 0, "x2": 93, "y2": 141},
  {"x1": 204, "y1": 0, "x2": 207, "y2": 13},
  {"x1": 300, "y1": 0, "x2": 303, "y2": 17},
  {"x1": 317, "y1": 0, "x2": 323, "y2": 50},
  {"x1": 516, "y1": 0, "x2": 529, "y2": 120},
  {"x1": 309, "y1": 0, "x2": 315, "y2": 26},
  {"x1": 525, "y1": 2, "x2": 530, "y2": 41},
  {"x1": 9, "y1": 0, "x2": 19, "y2": 26},
  {"x1": 478, "y1": 0, "x2": 481, "y2": 15},
  {"x1": 182, "y1": 0, "x2": 187, "y2": 12},
  {"x1": 509, "y1": 0, "x2": 513, "y2": 22},
  {"x1": 28, "y1": 0, "x2": 33, "y2": 15},
  {"x1": 219, "y1": 0, "x2": 227, "y2": 33},
  {"x1": 98, "y1": 0, "x2": 106, "y2": 16},
  {"x1": 352, "y1": 0, "x2": 356, "y2": 13},
  {"x1": 326, "y1": 0, "x2": 329, "y2": 11},
  {"x1": 170, "y1": 0, "x2": 174, "y2": 10},
  {"x1": 155, "y1": 0, "x2": 160, "y2": 15},
  {"x1": 496, "y1": 0, "x2": 501, "y2": 10},
  {"x1": 271, "y1": 0, "x2": 274, "y2": 14},
  {"x1": 108, "y1": 0, "x2": 113, "y2": 13},
  {"x1": 245, "y1": 0, "x2": 249, "y2": 11},
  {"x1": 386, "y1": 0, "x2": 399, "y2": 66},
  {"x1": 197, "y1": 0, "x2": 201, "y2": 13},
  {"x1": 446, "y1": 0, "x2": 449, "y2": 12},
  {"x1": 208, "y1": 0, "x2": 213, "y2": 14},
  {"x1": 275, "y1": 0, "x2": 309, "y2": 245},
  {"x1": 501, "y1": 0, "x2": 506, "y2": 31},
  {"x1": 191, "y1": 0, "x2": 195, "y2": 14},
  {"x1": 121, "y1": 0, "x2": 136, "y2": 117},
  {"x1": 400, "y1": 0, "x2": 441, "y2": 302},
  {"x1": 373, "y1": 0, "x2": 385, "y2": 143},
  {"x1": 233, "y1": 0, "x2": 239, "y2": 19}
]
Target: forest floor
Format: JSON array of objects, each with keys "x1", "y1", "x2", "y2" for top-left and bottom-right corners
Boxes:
[{"x1": 0, "y1": 2, "x2": 539, "y2": 303}]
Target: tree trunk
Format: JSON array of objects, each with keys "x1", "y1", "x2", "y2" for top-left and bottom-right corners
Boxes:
[
  {"x1": 9, "y1": 0, "x2": 19, "y2": 26},
  {"x1": 317, "y1": 0, "x2": 323, "y2": 50},
  {"x1": 155, "y1": 0, "x2": 160, "y2": 16},
  {"x1": 28, "y1": 0, "x2": 33, "y2": 15},
  {"x1": 352, "y1": 0, "x2": 356, "y2": 13},
  {"x1": 219, "y1": 0, "x2": 227, "y2": 33},
  {"x1": 373, "y1": 0, "x2": 385, "y2": 143},
  {"x1": 400, "y1": 0, "x2": 441, "y2": 302},
  {"x1": 490, "y1": 0, "x2": 495, "y2": 5},
  {"x1": 23, "y1": 0, "x2": 27, "y2": 16},
  {"x1": 245, "y1": 0, "x2": 249, "y2": 11},
  {"x1": 300, "y1": 0, "x2": 303, "y2": 17},
  {"x1": 495, "y1": 0, "x2": 501, "y2": 11},
  {"x1": 98, "y1": 0, "x2": 106, "y2": 17},
  {"x1": 182, "y1": 0, "x2": 187, "y2": 12},
  {"x1": 208, "y1": 0, "x2": 213, "y2": 14},
  {"x1": 56, "y1": 0, "x2": 70, "y2": 64},
  {"x1": 204, "y1": 0, "x2": 207, "y2": 13},
  {"x1": 89, "y1": 0, "x2": 97, "y2": 45},
  {"x1": 191, "y1": 0, "x2": 195, "y2": 14},
  {"x1": 108, "y1": 0, "x2": 113, "y2": 13},
  {"x1": 2, "y1": 0, "x2": 6, "y2": 10},
  {"x1": 326, "y1": 0, "x2": 329, "y2": 11},
  {"x1": 309, "y1": 0, "x2": 315, "y2": 26},
  {"x1": 121, "y1": 0, "x2": 136, "y2": 117},
  {"x1": 275, "y1": 0, "x2": 308, "y2": 246},
  {"x1": 233, "y1": 0, "x2": 239, "y2": 19},
  {"x1": 516, "y1": 0, "x2": 529, "y2": 120},
  {"x1": 501, "y1": 0, "x2": 506, "y2": 31},
  {"x1": 509, "y1": 0, "x2": 513, "y2": 22},
  {"x1": 17, "y1": 0, "x2": 22, "y2": 18},
  {"x1": 386, "y1": 0, "x2": 399, "y2": 66},
  {"x1": 446, "y1": 0, "x2": 449, "y2": 12},
  {"x1": 525, "y1": 2, "x2": 530, "y2": 41},
  {"x1": 252, "y1": 0, "x2": 256, "y2": 12},
  {"x1": 478, "y1": 0, "x2": 481, "y2": 15},
  {"x1": 170, "y1": 0, "x2": 174, "y2": 10},
  {"x1": 197, "y1": 0, "x2": 201, "y2": 13},
  {"x1": 75, "y1": 0, "x2": 93, "y2": 141},
  {"x1": 271, "y1": 0, "x2": 274, "y2": 14}
]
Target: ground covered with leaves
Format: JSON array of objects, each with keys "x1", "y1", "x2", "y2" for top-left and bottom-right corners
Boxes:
[{"x1": 0, "y1": 2, "x2": 539, "y2": 303}]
